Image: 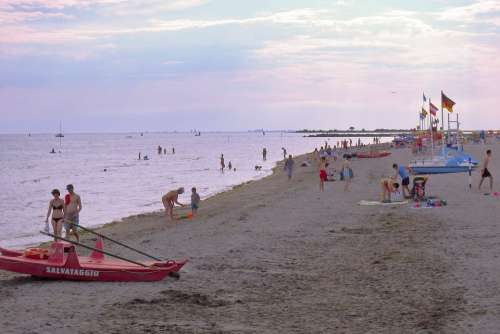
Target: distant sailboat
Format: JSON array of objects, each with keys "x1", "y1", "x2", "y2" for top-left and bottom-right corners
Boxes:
[
  {"x1": 55, "y1": 121, "x2": 64, "y2": 153},
  {"x1": 55, "y1": 122, "x2": 64, "y2": 138}
]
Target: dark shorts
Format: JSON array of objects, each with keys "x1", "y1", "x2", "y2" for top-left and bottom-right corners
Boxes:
[
  {"x1": 482, "y1": 168, "x2": 492, "y2": 178},
  {"x1": 64, "y1": 215, "x2": 79, "y2": 231},
  {"x1": 191, "y1": 203, "x2": 199, "y2": 210},
  {"x1": 402, "y1": 177, "x2": 410, "y2": 186}
]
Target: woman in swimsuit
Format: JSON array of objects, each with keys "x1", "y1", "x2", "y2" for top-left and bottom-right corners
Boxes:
[{"x1": 45, "y1": 189, "x2": 64, "y2": 240}]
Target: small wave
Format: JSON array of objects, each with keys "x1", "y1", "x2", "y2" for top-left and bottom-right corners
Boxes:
[{"x1": 20, "y1": 176, "x2": 51, "y2": 184}]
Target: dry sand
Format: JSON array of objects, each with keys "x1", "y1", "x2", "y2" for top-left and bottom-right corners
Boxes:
[{"x1": 1, "y1": 142, "x2": 499, "y2": 333}]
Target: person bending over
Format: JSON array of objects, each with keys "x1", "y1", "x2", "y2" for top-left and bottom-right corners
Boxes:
[{"x1": 162, "y1": 187, "x2": 185, "y2": 221}]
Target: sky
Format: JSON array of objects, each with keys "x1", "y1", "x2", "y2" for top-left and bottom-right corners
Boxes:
[{"x1": 1, "y1": 0, "x2": 500, "y2": 133}]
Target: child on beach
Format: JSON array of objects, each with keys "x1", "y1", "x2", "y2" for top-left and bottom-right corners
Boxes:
[
  {"x1": 380, "y1": 178, "x2": 400, "y2": 202},
  {"x1": 319, "y1": 157, "x2": 328, "y2": 191},
  {"x1": 191, "y1": 187, "x2": 200, "y2": 216},
  {"x1": 341, "y1": 156, "x2": 353, "y2": 192}
]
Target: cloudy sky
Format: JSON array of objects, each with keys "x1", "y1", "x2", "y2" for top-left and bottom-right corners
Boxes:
[{"x1": 1, "y1": 0, "x2": 499, "y2": 133}]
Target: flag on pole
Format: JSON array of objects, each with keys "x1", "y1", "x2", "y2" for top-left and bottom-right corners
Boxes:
[
  {"x1": 423, "y1": 93, "x2": 427, "y2": 102},
  {"x1": 429, "y1": 102, "x2": 438, "y2": 116},
  {"x1": 421, "y1": 107, "x2": 428, "y2": 117},
  {"x1": 441, "y1": 91, "x2": 455, "y2": 112}
]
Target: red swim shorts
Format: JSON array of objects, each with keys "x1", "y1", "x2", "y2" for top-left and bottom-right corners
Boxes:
[{"x1": 320, "y1": 170, "x2": 327, "y2": 181}]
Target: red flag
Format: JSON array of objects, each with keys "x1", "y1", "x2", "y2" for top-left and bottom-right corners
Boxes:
[
  {"x1": 429, "y1": 102, "x2": 438, "y2": 116},
  {"x1": 441, "y1": 91, "x2": 455, "y2": 112}
]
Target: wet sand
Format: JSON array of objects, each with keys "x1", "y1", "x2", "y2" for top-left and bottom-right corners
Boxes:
[{"x1": 1, "y1": 142, "x2": 499, "y2": 333}]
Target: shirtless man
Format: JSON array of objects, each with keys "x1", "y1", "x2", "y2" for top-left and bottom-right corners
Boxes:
[
  {"x1": 64, "y1": 184, "x2": 82, "y2": 242},
  {"x1": 162, "y1": 187, "x2": 185, "y2": 221},
  {"x1": 479, "y1": 149, "x2": 493, "y2": 192}
]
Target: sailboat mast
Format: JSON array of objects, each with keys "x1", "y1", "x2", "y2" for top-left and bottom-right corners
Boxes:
[
  {"x1": 429, "y1": 98, "x2": 434, "y2": 152},
  {"x1": 59, "y1": 121, "x2": 62, "y2": 151}
]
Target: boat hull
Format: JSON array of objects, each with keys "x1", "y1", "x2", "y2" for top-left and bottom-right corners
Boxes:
[
  {"x1": 357, "y1": 152, "x2": 391, "y2": 159},
  {"x1": 409, "y1": 166, "x2": 472, "y2": 174},
  {"x1": 0, "y1": 242, "x2": 186, "y2": 282}
]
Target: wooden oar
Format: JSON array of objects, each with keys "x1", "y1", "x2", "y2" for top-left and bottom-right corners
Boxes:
[
  {"x1": 71, "y1": 223, "x2": 163, "y2": 261},
  {"x1": 40, "y1": 231, "x2": 148, "y2": 267}
]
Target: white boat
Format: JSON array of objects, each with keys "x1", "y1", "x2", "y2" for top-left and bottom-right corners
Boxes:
[{"x1": 410, "y1": 148, "x2": 478, "y2": 174}]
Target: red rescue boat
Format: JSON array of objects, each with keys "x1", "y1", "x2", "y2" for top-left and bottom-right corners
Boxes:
[
  {"x1": 0, "y1": 238, "x2": 186, "y2": 282},
  {"x1": 356, "y1": 151, "x2": 391, "y2": 159}
]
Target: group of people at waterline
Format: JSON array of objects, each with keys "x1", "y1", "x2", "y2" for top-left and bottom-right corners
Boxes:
[{"x1": 44, "y1": 147, "x2": 494, "y2": 239}]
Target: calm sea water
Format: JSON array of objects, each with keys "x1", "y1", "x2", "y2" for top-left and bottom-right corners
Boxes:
[{"x1": 0, "y1": 132, "x2": 377, "y2": 247}]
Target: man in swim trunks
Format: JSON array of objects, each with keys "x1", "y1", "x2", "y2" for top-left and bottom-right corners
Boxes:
[
  {"x1": 64, "y1": 184, "x2": 82, "y2": 242},
  {"x1": 162, "y1": 187, "x2": 186, "y2": 221},
  {"x1": 393, "y1": 163, "x2": 411, "y2": 198},
  {"x1": 479, "y1": 149, "x2": 493, "y2": 192}
]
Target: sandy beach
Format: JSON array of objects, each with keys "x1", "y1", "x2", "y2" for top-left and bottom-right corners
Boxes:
[{"x1": 1, "y1": 142, "x2": 499, "y2": 334}]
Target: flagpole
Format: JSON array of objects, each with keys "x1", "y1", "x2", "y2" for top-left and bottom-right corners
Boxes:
[
  {"x1": 440, "y1": 91, "x2": 445, "y2": 134},
  {"x1": 440, "y1": 90, "x2": 445, "y2": 153},
  {"x1": 429, "y1": 98, "x2": 434, "y2": 152}
]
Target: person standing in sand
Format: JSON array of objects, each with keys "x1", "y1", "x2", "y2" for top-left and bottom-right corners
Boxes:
[
  {"x1": 263, "y1": 148, "x2": 267, "y2": 161},
  {"x1": 341, "y1": 156, "x2": 353, "y2": 192},
  {"x1": 284, "y1": 154, "x2": 295, "y2": 180},
  {"x1": 162, "y1": 188, "x2": 186, "y2": 221},
  {"x1": 319, "y1": 156, "x2": 328, "y2": 191},
  {"x1": 479, "y1": 149, "x2": 493, "y2": 192},
  {"x1": 64, "y1": 184, "x2": 81, "y2": 242},
  {"x1": 45, "y1": 189, "x2": 65, "y2": 240},
  {"x1": 191, "y1": 187, "x2": 200, "y2": 216}
]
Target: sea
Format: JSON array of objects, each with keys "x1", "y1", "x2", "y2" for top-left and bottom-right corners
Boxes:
[{"x1": 0, "y1": 132, "x2": 379, "y2": 248}]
